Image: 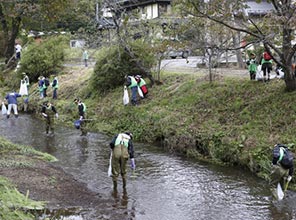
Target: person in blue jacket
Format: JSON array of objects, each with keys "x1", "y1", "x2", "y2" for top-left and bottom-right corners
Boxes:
[{"x1": 5, "y1": 92, "x2": 22, "y2": 118}]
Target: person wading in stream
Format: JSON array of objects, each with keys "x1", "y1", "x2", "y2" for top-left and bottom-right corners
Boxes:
[
  {"x1": 109, "y1": 132, "x2": 135, "y2": 191},
  {"x1": 74, "y1": 98, "x2": 87, "y2": 136},
  {"x1": 41, "y1": 101, "x2": 58, "y2": 135},
  {"x1": 270, "y1": 144, "x2": 294, "y2": 199}
]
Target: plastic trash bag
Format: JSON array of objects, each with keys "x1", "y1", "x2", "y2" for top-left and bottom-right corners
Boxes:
[
  {"x1": 1, "y1": 103, "x2": 7, "y2": 115},
  {"x1": 108, "y1": 151, "x2": 112, "y2": 177},
  {"x1": 19, "y1": 80, "x2": 28, "y2": 96},
  {"x1": 137, "y1": 86, "x2": 144, "y2": 98},
  {"x1": 74, "y1": 120, "x2": 81, "y2": 129},
  {"x1": 277, "y1": 183, "x2": 284, "y2": 200},
  {"x1": 255, "y1": 65, "x2": 263, "y2": 81},
  {"x1": 123, "y1": 86, "x2": 129, "y2": 105}
]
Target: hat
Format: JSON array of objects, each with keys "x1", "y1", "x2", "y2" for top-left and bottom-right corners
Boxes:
[
  {"x1": 22, "y1": 72, "x2": 26, "y2": 75},
  {"x1": 125, "y1": 132, "x2": 133, "y2": 139}
]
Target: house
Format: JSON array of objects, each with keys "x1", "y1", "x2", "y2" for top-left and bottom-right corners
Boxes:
[
  {"x1": 98, "y1": 0, "x2": 172, "y2": 29},
  {"x1": 116, "y1": 0, "x2": 172, "y2": 19},
  {"x1": 244, "y1": 0, "x2": 274, "y2": 16}
]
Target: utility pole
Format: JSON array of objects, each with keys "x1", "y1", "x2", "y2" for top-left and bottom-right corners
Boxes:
[{"x1": 96, "y1": 1, "x2": 99, "y2": 22}]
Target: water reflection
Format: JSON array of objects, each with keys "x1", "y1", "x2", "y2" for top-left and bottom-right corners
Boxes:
[
  {"x1": 0, "y1": 114, "x2": 296, "y2": 220},
  {"x1": 44, "y1": 135, "x2": 58, "y2": 154}
]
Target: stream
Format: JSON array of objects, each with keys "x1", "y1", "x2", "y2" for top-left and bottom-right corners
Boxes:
[{"x1": 0, "y1": 114, "x2": 296, "y2": 220}]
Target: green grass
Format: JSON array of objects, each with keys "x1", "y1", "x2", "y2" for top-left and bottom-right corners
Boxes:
[
  {"x1": 0, "y1": 176, "x2": 45, "y2": 220},
  {"x1": 4, "y1": 58, "x2": 295, "y2": 186},
  {"x1": 70, "y1": 73, "x2": 295, "y2": 184},
  {"x1": 0, "y1": 138, "x2": 57, "y2": 219}
]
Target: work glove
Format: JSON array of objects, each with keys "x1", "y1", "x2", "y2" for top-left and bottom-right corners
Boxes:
[
  {"x1": 287, "y1": 175, "x2": 292, "y2": 182},
  {"x1": 55, "y1": 113, "x2": 59, "y2": 118},
  {"x1": 79, "y1": 116, "x2": 83, "y2": 121},
  {"x1": 42, "y1": 113, "x2": 47, "y2": 118},
  {"x1": 130, "y1": 158, "x2": 136, "y2": 170}
]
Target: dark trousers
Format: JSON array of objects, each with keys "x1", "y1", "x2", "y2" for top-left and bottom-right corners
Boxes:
[
  {"x1": 262, "y1": 63, "x2": 272, "y2": 79},
  {"x1": 53, "y1": 88, "x2": 57, "y2": 99}
]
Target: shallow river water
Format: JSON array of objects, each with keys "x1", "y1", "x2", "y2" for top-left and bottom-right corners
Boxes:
[{"x1": 0, "y1": 114, "x2": 296, "y2": 220}]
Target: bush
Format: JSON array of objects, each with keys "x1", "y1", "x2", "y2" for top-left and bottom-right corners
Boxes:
[
  {"x1": 91, "y1": 40, "x2": 155, "y2": 94},
  {"x1": 18, "y1": 35, "x2": 69, "y2": 82}
]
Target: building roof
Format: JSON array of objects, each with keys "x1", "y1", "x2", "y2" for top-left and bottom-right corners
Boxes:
[
  {"x1": 115, "y1": 0, "x2": 171, "y2": 10},
  {"x1": 244, "y1": 0, "x2": 274, "y2": 15}
]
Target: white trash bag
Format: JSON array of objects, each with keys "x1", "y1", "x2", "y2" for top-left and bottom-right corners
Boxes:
[
  {"x1": 137, "y1": 86, "x2": 144, "y2": 98},
  {"x1": 255, "y1": 65, "x2": 263, "y2": 81},
  {"x1": 108, "y1": 151, "x2": 112, "y2": 177},
  {"x1": 1, "y1": 102, "x2": 7, "y2": 115},
  {"x1": 19, "y1": 80, "x2": 28, "y2": 96},
  {"x1": 123, "y1": 86, "x2": 129, "y2": 105},
  {"x1": 276, "y1": 183, "x2": 284, "y2": 201}
]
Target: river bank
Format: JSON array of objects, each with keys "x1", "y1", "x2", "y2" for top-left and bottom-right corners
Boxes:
[
  {"x1": 23, "y1": 65, "x2": 295, "y2": 186},
  {"x1": 0, "y1": 64, "x2": 295, "y2": 218}
]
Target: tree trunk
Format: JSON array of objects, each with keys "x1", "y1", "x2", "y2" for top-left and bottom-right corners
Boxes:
[
  {"x1": 282, "y1": 27, "x2": 296, "y2": 91},
  {"x1": 284, "y1": 77, "x2": 296, "y2": 91},
  {"x1": 284, "y1": 65, "x2": 296, "y2": 91},
  {"x1": 0, "y1": 4, "x2": 9, "y2": 61},
  {"x1": 209, "y1": 54, "x2": 213, "y2": 82},
  {"x1": 3, "y1": 16, "x2": 21, "y2": 64},
  {"x1": 233, "y1": 33, "x2": 244, "y2": 68}
]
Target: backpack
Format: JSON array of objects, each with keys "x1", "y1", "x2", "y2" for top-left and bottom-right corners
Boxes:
[
  {"x1": 263, "y1": 52, "x2": 272, "y2": 61},
  {"x1": 273, "y1": 144, "x2": 293, "y2": 168},
  {"x1": 281, "y1": 148, "x2": 294, "y2": 168},
  {"x1": 273, "y1": 145, "x2": 282, "y2": 161},
  {"x1": 44, "y1": 78, "x2": 50, "y2": 87}
]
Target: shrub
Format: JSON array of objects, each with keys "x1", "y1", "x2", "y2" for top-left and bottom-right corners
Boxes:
[
  {"x1": 91, "y1": 40, "x2": 155, "y2": 94},
  {"x1": 18, "y1": 35, "x2": 68, "y2": 82}
]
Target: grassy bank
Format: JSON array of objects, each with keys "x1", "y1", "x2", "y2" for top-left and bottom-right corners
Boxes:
[
  {"x1": 27, "y1": 67, "x2": 293, "y2": 188},
  {"x1": 0, "y1": 137, "x2": 57, "y2": 219},
  {"x1": 3, "y1": 65, "x2": 296, "y2": 189}
]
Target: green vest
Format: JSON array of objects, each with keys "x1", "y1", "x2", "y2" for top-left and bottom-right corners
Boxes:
[
  {"x1": 128, "y1": 76, "x2": 137, "y2": 88},
  {"x1": 115, "y1": 133, "x2": 131, "y2": 148},
  {"x1": 138, "y1": 78, "x2": 146, "y2": 87},
  {"x1": 261, "y1": 58, "x2": 272, "y2": 64},
  {"x1": 46, "y1": 105, "x2": 55, "y2": 117},
  {"x1": 82, "y1": 103, "x2": 86, "y2": 112},
  {"x1": 278, "y1": 147, "x2": 285, "y2": 162}
]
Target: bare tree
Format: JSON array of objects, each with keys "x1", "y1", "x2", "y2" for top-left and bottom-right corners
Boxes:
[
  {"x1": 101, "y1": 0, "x2": 155, "y2": 85},
  {"x1": 175, "y1": 0, "x2": 296, "y2": 91}
]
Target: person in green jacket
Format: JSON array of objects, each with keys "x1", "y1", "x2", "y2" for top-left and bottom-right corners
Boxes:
[
  {"x1": 109, "y1": 132, "x2": 135, "y2": 191},
  {"x1": 246, "y1": 53, "x2": 257, "y2": 80}
]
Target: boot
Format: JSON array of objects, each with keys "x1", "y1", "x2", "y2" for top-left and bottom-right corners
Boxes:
[
  {"x1": 113, "y1": 181, "x2": 117, "y2": 191},
  {"x1": 122, "y1": 177, "x2": 127, "y2": 189}
]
